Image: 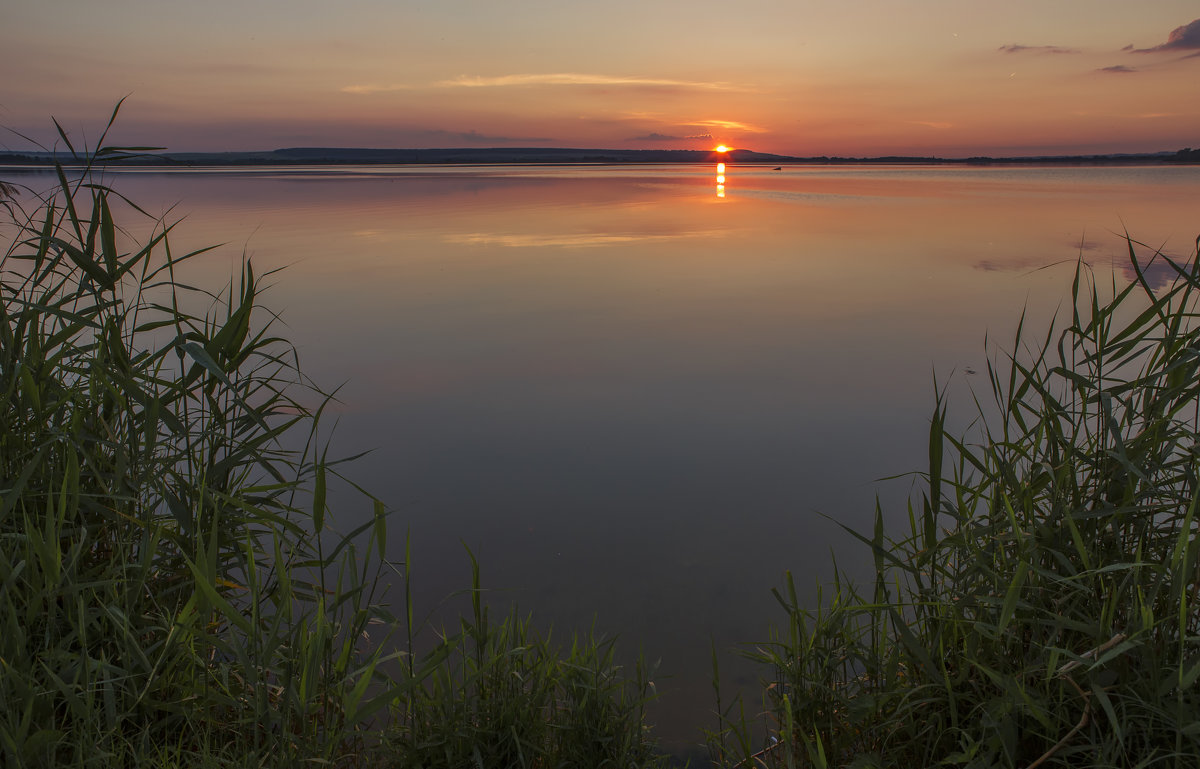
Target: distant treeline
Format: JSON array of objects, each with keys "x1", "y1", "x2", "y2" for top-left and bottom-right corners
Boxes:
[{"x1": 1, "y1": 146, "x2": 1198, "y2": 167}]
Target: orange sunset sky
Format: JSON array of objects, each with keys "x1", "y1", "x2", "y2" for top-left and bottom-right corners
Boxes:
[{"x1": 2, "y1": 0, "x2": 1198, "y2": 157}]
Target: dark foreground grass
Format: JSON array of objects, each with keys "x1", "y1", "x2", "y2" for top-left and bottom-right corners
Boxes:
[
  {"x1": 716, "y1": 237, "x2": 1200, "y2": 768},
  {"x1": 0, "y1": 107, "x2": 666, "y2": 768}
]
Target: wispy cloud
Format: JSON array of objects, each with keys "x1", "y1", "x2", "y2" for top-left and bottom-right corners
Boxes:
[
  {"x1": 910, "y1": 121, "x2": 953, "y2": 130},
  {"x1": 435, "y1": 73, "x2": 735, "y2": 89},
  {"x1": 998, "y1": 44, "x2": 1080, "y2": 54},
  {"x1": 343, "y1": 74, "x2": 737, "y2": 95},
  {"x1": 1099, "y1": 65, "x2": 1137, "y2": 73},
  {"x1": 412, "y1": 128, "x2": 556, "y2": 144},
  {"x1": 1132, "y1": 18, "x2": 1200, "y2": 53},
  {"x1": 341, "y1": 83, "x2": 413, "y2": 95},
  {"x1": 689, "y1": 119, "x2": 766, "y2": 133}
]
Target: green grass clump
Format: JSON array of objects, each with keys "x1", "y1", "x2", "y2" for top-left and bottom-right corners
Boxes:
[
  {"x1": 385, "y1": 550, "x2": 666, "y2": 768},
  {"x1": 735, "y1": 237, "x2": 1200, "y2": 768},
  {"x1": 1, "y1": 107, "x2": 665, "y2": 768},
  {"x1": 0, "y1": 107, "x2": 397, "y2": 767}
]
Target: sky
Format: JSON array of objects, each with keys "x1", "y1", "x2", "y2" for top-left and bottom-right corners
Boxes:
[{"x1": 2, "y1": 0, "x2": 1199, "y2": 157}]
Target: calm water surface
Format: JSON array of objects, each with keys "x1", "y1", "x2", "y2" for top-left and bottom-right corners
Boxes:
[{"x1": 21, "y1": 162, "x2": 1200, "y2": 751}]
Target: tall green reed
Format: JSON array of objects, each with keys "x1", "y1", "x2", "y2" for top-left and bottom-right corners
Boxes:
[
  {"x1": 733, "y1": 236, "x2": 1200, "y2": 768},
  {"x1": 384, "y1": 547, "x2": 667, "y2": 768},
  {"x1": 0, "y1": 104, "x2": 395, "y2": 767}
]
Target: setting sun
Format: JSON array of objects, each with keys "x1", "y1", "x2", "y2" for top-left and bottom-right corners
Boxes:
[{"x1": 715, "y1": 145, "x2": 730, "y2": 153}]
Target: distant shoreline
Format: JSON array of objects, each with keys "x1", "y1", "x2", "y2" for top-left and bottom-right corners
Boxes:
[{"x1": 1, "y1": 146, "x2": 1197, "y2": 168}]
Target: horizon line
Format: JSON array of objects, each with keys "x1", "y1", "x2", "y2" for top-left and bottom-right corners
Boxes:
[{"x1": 1, "y1": 145, "x2": 1193, "y2": 163}]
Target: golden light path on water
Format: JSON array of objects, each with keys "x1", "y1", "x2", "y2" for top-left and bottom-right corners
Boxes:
[{"x1": 716, "y1": 152, "x2": 728, "y2": 198}]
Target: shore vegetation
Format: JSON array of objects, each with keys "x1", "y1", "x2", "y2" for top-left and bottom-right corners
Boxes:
[{"x1": 716, "y1": 236, "x2": 1200, "y2": 767}]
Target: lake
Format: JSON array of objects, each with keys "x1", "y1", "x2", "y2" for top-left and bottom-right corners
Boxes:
[{"x1": 12, "y1": 162, "x2": 1200, "y2": 753}]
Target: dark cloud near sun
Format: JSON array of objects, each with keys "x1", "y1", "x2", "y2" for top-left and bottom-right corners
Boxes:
[
  {"x1": 629, "y1": 132, "x2": 714, "y2": 142},
  {"x1": 1131, "y1": 18, "x2": 1200, "y2": 53},
  {"x1": 998, "y1": 44, "x2": 1080, "y2": 54}
]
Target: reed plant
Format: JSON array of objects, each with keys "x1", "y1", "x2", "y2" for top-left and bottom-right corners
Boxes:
[
  {"x1": 729, "y1": 236, "x2": 1200, "y2": 768},
  {"x1": 0, "y1": 105, "x2": 400, "y2": 767},
  {"x1": 384, "y1": 549, "x2": 667, "y2": 768},
  {"x1": 1, "y1": 106, "x2": 668, "y2": 768}
]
